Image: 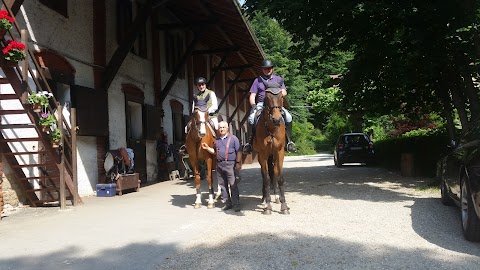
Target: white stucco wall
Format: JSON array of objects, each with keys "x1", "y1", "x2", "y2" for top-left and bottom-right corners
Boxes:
[{"x1": 76, "y1": 136, "x2": 98, "y2": 195}]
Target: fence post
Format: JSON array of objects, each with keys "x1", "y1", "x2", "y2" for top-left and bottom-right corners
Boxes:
[
  {"x1": 71, "y1": 108, "x2": 78, "y2": 206},
  {"x1": 58, "y1": 105, "x2": 66, "y2": 209}
]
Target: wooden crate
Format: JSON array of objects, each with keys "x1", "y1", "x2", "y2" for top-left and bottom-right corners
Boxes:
[{"x1": 116, "y1": 173, "x2": 140, "y2": 196}]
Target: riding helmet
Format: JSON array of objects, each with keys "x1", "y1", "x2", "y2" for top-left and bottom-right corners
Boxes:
[
  {"x1": 194, "y1": 77, "x2": 207, "y2": 85},
  {"x1": 261, "y1": 59, "x2": 274, "y2": 68}
]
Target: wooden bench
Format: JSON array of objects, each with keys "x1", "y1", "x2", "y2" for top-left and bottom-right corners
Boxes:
[{"x1": 116, "y1": 173, "x2": 140, "y2": 196}]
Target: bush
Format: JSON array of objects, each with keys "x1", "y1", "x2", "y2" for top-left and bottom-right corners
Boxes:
[{"x1": 374, "y1": 133, "x2": 450, "y2": 177}]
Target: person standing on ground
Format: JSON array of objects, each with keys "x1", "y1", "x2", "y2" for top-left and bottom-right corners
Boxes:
[
  {"x1": 201, "y1": 121, "x2": 242, "y2": 212},
  {"x1": 243, "y1": 59, "x2": 296, "y2": 153}
]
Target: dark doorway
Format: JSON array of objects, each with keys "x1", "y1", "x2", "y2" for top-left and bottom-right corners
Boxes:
[{"x1": 123, "y1": 85, "x2": 147, "y2": 183}]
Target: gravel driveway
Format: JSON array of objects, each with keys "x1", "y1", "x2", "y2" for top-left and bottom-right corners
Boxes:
[{"x1": 1, "y1": 153, "x2": 479, "y2": 270}]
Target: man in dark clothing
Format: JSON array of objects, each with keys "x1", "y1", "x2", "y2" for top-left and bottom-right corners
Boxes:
[
  {"x1": 201, "y1": 121, "x2": 243, "y2": 212},
  {"x1": 243, "y1": 59, "x2": 296, "y2": 154}
]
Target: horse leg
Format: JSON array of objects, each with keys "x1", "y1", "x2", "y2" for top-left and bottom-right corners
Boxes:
[
  {"x1": 206, "y1": 158, "x2": 215, "y2": 209},
  {"x1": 191, "y1": 161, "x2": 202, "y2": 209},
  {"x1": 261, "y1": 162, "x2": 272, "y2": 215},
  {"x1": 268, "y1": 157, "x2": 280, "y2": 204},
  {"x1": 278, "y1": 174, "x2": 290, "y2": 214}
]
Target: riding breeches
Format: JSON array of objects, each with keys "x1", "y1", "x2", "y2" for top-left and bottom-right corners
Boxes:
[{"x1": 248, "y1": 102, "x2": 292, "y2": 125}]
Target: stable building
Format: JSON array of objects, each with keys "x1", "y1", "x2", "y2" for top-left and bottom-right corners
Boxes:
[{"x1": 0, "y1": 0, "x2": 264, "y2": 211}]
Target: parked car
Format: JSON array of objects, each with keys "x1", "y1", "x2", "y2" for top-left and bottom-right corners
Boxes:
[
  {"x1": 334, "y1": 133, "x2": 375, "y2": 167},
  {"x1": 438, "y1": 119, "x2": 480, "y2": 242}
]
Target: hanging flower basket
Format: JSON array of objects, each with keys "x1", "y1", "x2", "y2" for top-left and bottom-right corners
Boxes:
[
  {"x1": 27, "y1": 91, "x2": 53, "y2": 110},
  {"x1": 50, "y1": 128, "x2": 61, "y2": 148},
  {"x1": 0, "y1": 10, "x2": 14, "y2": 31},
  {"x1": 2, "y1": 39, "x2": 26, "y2": 63},
  {"x1": 31, "y1": 103, "x2": 42, "y2": 112}
]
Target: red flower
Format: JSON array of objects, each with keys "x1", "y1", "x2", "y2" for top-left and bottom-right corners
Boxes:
[{"x1": 0, "y1": 10, "x2": 14, "y2": 23}]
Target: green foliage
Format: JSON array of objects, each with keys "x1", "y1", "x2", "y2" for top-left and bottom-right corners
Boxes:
[
  {"x1": 244, "y1": 0, "x2": 480, "y2": 128},
  {"x1": 290, "y1": 121, "x2": 317, "y2": 155},
  {"x1": 38, "y1": 113, "x2": 57, "y2": 127},
  {"x1": 323, "y1": 113, "x2": 353, "y2": 146},
  {"x1": 27, "y1": 91, "x2": 52, "y2": 108},
  {"x1": 49, "y1": 128, "x2": 62, "y2": 143}
]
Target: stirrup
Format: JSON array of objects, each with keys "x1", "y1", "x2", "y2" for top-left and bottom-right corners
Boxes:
[
  {"x1": 243, "y1": 143, "x2": 253, "y2": 154},
  {"x1": 286, "y1": 142, "x2": 297, "y2": 153}
]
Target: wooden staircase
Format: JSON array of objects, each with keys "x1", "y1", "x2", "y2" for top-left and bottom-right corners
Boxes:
[{"x1": 0, "y1": 1, "x2": 81, "y2": 208}]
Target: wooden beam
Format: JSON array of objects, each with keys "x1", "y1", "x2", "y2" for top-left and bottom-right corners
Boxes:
[
  {"x1": 239, "y1": 108, "x2": 249, "y2": 126},
  {"x1": 217, "y1": 70, "x2": 244, "y2": 111},
  {"x1": 2, "y1": 0, "x2": 24, "y2": 15},
  {"x1": 159, "y1": 33, "x2": 202, "y2": 103},
  {"x1": 104, "y1": 0, "x2": 170, "y2": 91},
  {"x1": 157, "y1": 19, "x2": 217, "y2": 31},
  {"x1": 228, "y1": 89, "x2": 249, "y2": 123},
  {"x1": 192, "y1": 45, "x2": 239, "y2": 55},
  {"x1": 228, "y1": 78, "x2": 256, "y2": 84},
  {"x1": 220, "y1": 64, "x2": 252, "y2": 71},
  {"x1": 207, "y1": 53, "x2": 229, "y2": 86}
]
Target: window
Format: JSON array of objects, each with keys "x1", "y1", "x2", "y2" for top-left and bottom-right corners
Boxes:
[{"x1": 40, "y1": 0, "x2": 68, "y2": 18}]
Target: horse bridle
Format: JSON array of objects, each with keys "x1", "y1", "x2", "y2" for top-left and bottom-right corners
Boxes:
[
  {"x1": 192, "y1": 109, "x2": 207, "y2": 139},
  {"x1": 263, "y1": 92, "x2": 284, "y2": 136}
]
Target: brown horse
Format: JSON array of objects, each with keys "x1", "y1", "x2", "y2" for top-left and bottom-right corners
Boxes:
[
  {"x1": 252, "y1": 88, "x2": 290, "y2": 215},
  {"x1": 185, "y1": 107, "x2": 218, "y2": 208}
]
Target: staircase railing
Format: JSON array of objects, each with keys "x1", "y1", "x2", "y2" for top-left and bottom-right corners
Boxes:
[{"x1": 0, "y1": 0, "x2": 80, "y2": 207}]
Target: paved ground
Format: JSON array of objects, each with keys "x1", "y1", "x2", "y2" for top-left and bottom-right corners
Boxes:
[{"x1": 1, "y1": 153, "x2": 480, "y2": 270}]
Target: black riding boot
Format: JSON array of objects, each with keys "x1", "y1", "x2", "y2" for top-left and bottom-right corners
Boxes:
[
  {"x1": 285, "y1": 122, "x2": 297, "y2": 153},
  {"x1": 243, "y1": 125, "x2": 255, "y2": 154}
]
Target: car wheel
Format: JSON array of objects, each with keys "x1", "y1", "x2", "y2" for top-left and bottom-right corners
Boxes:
[
  {"x1": 460, "y1": 176, "x2": 480, "y2": 241},
  {"x1": 440, "y1": 179, "x2": 455, "y2": 206},
  {"x1": 335, "y1": 159, "x2": 343, "y2": 168}
]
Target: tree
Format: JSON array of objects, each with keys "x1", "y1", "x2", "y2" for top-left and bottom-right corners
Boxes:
[{"x1": 244, "y1": 0, "x2": 480, "y2": 138}]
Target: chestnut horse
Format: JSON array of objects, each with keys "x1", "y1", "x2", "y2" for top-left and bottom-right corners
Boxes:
[
  {"x1": 252, "y1": 88, "x2": 290, "y2": 215},
  {"x1": 185, "y1": 107, "x2": 218, "y2": 208}
]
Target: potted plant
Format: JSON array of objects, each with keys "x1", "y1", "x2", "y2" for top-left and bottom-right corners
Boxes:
[
  {"x1": 49, "y1": 128, "x2": 61, "y2": 148},
  {"x1": 27, "y1": 91, "x2": 53, "y2": 112},
  {"x1": 2, "y1": 39, "x2": 26, "y2": 64},
  {"x1": 38, "y1": 113, "x2": 56, "y2": 132},
  {"x1": 0, "y1": 10, "x2": 14, "y2": 31}
]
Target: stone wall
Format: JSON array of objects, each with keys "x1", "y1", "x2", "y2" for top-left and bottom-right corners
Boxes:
[{"x1": 0, "y1": 158, "x2": 26, "y2": 209}]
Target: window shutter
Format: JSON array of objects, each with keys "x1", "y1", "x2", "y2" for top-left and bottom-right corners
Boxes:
[
  {"x1": 71, "y1": 85, "x2": 108, "y2": 136},
  {"x1": 144, "y1": 104, "x2": 164, "y2": 140}
]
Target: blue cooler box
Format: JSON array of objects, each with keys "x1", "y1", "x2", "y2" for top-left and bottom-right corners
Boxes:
[{"x1": 96, "y1": 183, "x2": 117, "y2": 197}]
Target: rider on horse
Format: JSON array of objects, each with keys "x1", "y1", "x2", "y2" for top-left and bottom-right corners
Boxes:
[
  {"x1": 185, "y1": 76, "x2": 219, "y2": 134},
  {"x1": 243, "y1": 59, "x2": 296, "y2": 153}
]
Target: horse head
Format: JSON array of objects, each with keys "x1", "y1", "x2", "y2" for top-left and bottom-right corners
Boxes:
[
  {"x1": 263, "y1": 88, "x2": 284, "y2": 127},
  {"x1": 192, "y1": 105, "x2": 209, "y2": 138}
]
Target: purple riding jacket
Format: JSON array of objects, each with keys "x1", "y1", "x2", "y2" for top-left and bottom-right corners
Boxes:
[{"x1": 249, "y1": 74, "x2": 286, "y2": 103}]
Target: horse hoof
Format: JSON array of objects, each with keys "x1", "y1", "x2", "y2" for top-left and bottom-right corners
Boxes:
[
  {"x1": 263, "y1": 209, "x2": 272, "y2": 215},
  {"x1": 281, "y1": 209, "x2": 290, "y2": 215},
  {"x1": 207, "y1": 203, "x2": 215, "y2": 209},
  {"x1": 194, "y1": 203, "x2": 202, "y2": 209},
  {"x1": 275, "y1": 198, "x2": 280, "y2": 204}
]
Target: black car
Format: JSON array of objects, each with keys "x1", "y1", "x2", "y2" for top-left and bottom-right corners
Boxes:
[
  {"x1": 334, "y1": 133, "x2": 375, "y2": 167},
  {"x1": 438, "y1": 120, "x2": 480, "y2": 242}
]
